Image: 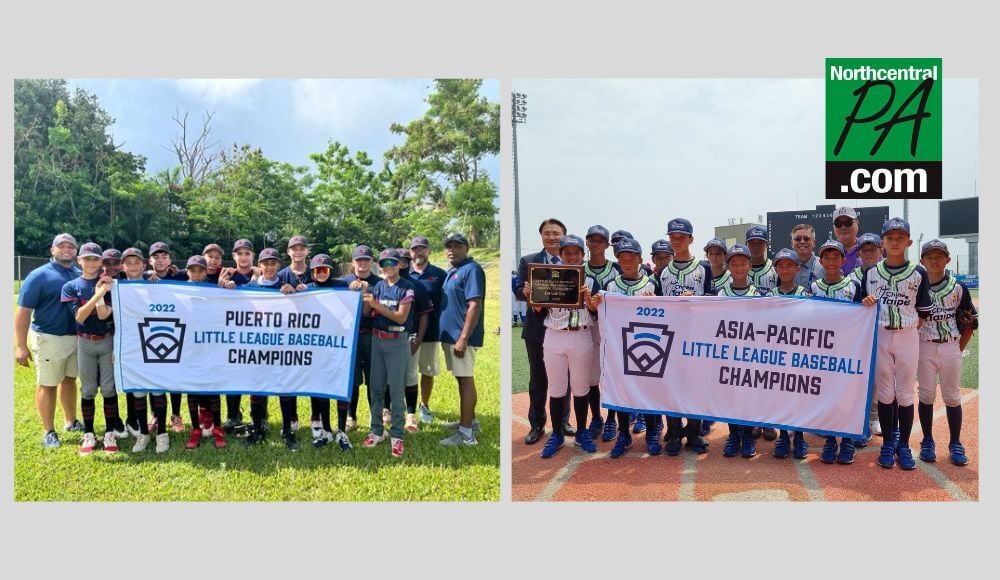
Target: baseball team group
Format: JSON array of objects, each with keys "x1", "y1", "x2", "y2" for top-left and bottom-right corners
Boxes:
[
  {"x1": 15, "y1": 232, "x2": 486, "y2": 459},
  {"x1": 514, "y1": 207, "x2": 978, "y2": 470}
]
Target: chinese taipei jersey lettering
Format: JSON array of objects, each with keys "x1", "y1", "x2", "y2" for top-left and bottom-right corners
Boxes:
[
  {"x1": 586, "y1": 261, "x2": 621, "y2": 290},
  {"x1": 749, "y1": 260, "x2": 779, "y2": 294},
  {"x1": 659, "y1": 259, "x2": 712, "y2": 296},
  {"x1": 919, "y1": 274, "x2": 974, "y2": 342},
  {"x1": 604, "y1": 274, "x2": 656, "y2": 297},
  {"x1": 862, "y1": 261, "x2": 932, "y2": 329},
  {"x1": 811, "y1": 277, "x2": 862, "y2": 302}
]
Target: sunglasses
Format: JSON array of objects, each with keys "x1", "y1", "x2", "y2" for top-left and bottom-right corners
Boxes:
[
  {"x1": 312, "y1": 266, "x2": 331, "y2": 273},
  {"x1": 834, "y1": 219, "x2": 854, "y2": 227},
  {"x1": 792, "y1": 236, "x2": 812, "y2": 242}
]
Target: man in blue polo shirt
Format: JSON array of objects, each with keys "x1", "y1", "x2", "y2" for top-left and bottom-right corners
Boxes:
[
  {"x1": 407, "y1": 235, "x2": 448, "y2": 424},
  {"x1": 15, "y1": 233, "x2": 84, "y2": 448},
  {"x1": 438, "y1": 233, "x2": 486, "y2": 447}
]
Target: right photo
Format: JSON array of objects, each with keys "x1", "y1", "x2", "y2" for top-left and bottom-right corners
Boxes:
[{"x1": 510, "y1": 77, "x2": 979, "y2": 502}]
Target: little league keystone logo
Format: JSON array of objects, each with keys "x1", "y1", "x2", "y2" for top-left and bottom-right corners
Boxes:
[
  {"x1": 622, "y1": 322, "x2": 674, "y2": 378},
  {"x1": 138, "y1": 318, "x2": 187, "y2": 363}
]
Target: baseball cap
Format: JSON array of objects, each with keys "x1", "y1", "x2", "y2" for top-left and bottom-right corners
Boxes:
[
  {"x1": 394, "y1": 248, "x2": 411, "y2": 262},
  {"x1": 881, "y1": 217, "x2": 910, "y2": 236},
  {"x1": 832, "y1": 207, "x2": 858, "y2": 222},
  {"x1": 351, "y1": 245, "x2": 374, "y2": 260},
  {"x1": 101, "y1": 249, "x2": 122, "y2": 262},
  {"x1": 122, "y1": 247, "x2": 145, "y2": 261},
  {"x1": 773, "y1": 248, "x2": 798, "y2": 266},
  {"x1": 444, "y1": 232, "x2": 469, "y2": 247},
  {"x1": 233, "y1": 238, "x2": 254, "y2": 252},
  {"x1": 703, "y1": 238, "x2": 727, "y2": 253},
  {"x1": 186, "y1": 255, "x2": 208, "y2": 269},
  {"x1": 378, "y1": 249, "x2": 400, "y2": 267},
  {"x1": 725, "y1": 244, "x2": 751, "y2": 262},
  {"x1": 818, "y1": 239, "x2": 846, "y2": 257},
  {"x1": 79, "y1": 242, "x2": 103, "y2": 259},
  {"x1": 258, "y1": 248, "x2": 281, "y2": 263},
  {"x1": 559, "y1": 234, "x2": 585, "y2": 251},
  {"x1": 651, "y1": 239, "x2": 673, "y2": 255},
  {"x1": 310, "y1": 254, "x2": 334, "y2": 270},
  {"x1": 667, "y1": 218, "x2": 694, "y2": 235},
  {"x1": 202, "y1": 243, "x2": 224, "y2": 256},
  {"x1": 52, "y1": 233, "x2": 78, "y2": 248},
  {"x1": 745, "y1": 225, "x2": 768, "y2": 243},
  {"x1": 920, "y1": 239, "x2": 950, "y2": 257},
  {"x1": 149, "y1": 241, "x2": 171, "y2": 256},
  {"x1": 857, "y1": 233, "x2": 881, "y2": 248},
  {"x1": 586, "y1": 225, "x2": 610, "y2": 241},
  {"x1": 613, "y1": 237, "x2": 642, "y2": 256},
  {"x1": 287, "y1": 235, "x2": 309, "y2": 249},
  {"x1": 409, "y1": 235, "x2": 430, "y2": 249},
  {"x1": 610, "y1": 230, "x2": 634, "y2": 244}
]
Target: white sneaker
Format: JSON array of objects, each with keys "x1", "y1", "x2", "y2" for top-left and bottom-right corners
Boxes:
[
  {"x1": 114, "y1": 428, "x2": 130, "y2": 441},
  {"x1": 291, "y1": 419, "x2": 299, "y2": 432},
  {"x1": 418, "y1": 403, "x2": 434, "y2": 424},
  {"x1": 79, "y1": 432, "x2": 97, "y2": 456},
  {"x1": 310, "y1": 420, "x2": 323, "y2": 440},
  {"x1": 345, "y1": 417, "x2": 357, "y2": 432},
  {"x1": 362, "y1": 432, "x2": 385, "y2": 448},
  {"x1": 155, "y1": 433, "x2": 170, "y2": 453},
  {"x1": 439, "y1": 430, "x2": 478, "y2": 446},
  {"x1": 132, "y1": 433, "x2": 151, "y2": 453},
  {"x1": 405, "y1": 414, "x2": 420, "y2": 433},
  {"x1": 125, "y1": 423, "x2": 140, "y2": 439},
  {"x1": 103, "y1": 432, "x2": 119, "y2": 453},
  {"x1": 871, "y1": 419, "x2": 882, "y2": 436},
  {"x1": 441, "y1": 418, "x2": 481, "y2": 432}
]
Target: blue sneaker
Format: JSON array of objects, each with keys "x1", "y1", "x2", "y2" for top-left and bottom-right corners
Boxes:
[
  {"x1": 610, "y1": 432, "x2": 633, "y2": 459},
  {"x1": 854, "y1": 432, "x2": 871, "y2": 448},
  {"x1": 575, "y1": 430, "x2": 597, "y2": 454},
  {"x1": 896, "y1": 446, "x2": 917, "y2": 470},
  {"x1": 632, "y1": 414, "x2": 646, "y2": 434},
  {"x1": 699, "y1": 420, "x2": 714, "y2": 436},
  {"x1": 919, "y1": 437, "x2": 936, "y2": 462},
  {"x1": 740, "y1": 431, "x2": 757, "y2": 458},
  {"x1": 820, "y1": 437, "x2": 838, "y2": 464},
  {"x1": 837, "y1": 438, "x2": 855, "y2": 465},
  {"x1": 588, "y1": 416, "x2": 604, "y2": 439},
  {"x1": 772, "y1": 432, "x2": 790, "y2": 459},
  {"x1": 949, "y1": 442, "x2": 968, "y2": 466},
  {"x1": 645, "y1": 420, "x2": 663, "y2": 456},
  {"x1": 877, "y1": 443, "x2": 895, "y2": 469},
  {"x1": 540, "y1": 433, "x2": 565, "y2": 459},
  {"x1": 601, "y1": 419, "x2": 618, "y2": 442},
  {"x1": 792, "y1": 432, "x2": 809, "y2": 459},
  {"x1": 723, "y1": 433, "x2": 741, "y2": 457}
]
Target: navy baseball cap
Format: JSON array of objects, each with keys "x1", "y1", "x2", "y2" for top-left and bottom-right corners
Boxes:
[
  {"x1": 746, "y1": 226, "x2": 768, "y2": 243},
  {"x1": 258, "y1": 248, "x2": 281, "y2": 263},
  {"x1": 703, "y1": 238, "x2": 727, "y2": 253},
  {"x1": 233, "y1": 238, "x2": 254, "y2": 252},
  {"x1": 409, "y1": 236, "x2": 430, "y2": 249},
  {"x1": 881, "y1": 217, "x2": 910, "y2": 236},
  {"x1": 122, "y1": 247, "x2": 145, "y2": 261},
  {"x1": 613, "y1": 237, "x2": 642, "y2": 256},
  {"x1": 202, "y1": 243, "x2": 224, "y2": 256},
  {"x1": 394, "y1": 248, "x2": 411, "y2": 262},
  {"x1": 79, "y1": 243, "x2": 103, "y2": 259},
  {"x1": 920, "y1": 239, "x2": 950, "y2": 257},
  {"x1": 559, "y1": 234, "x2": 585, "y2": 251},
  {"x1": 667, "y1": 218, "x2": 694, "y2": 235},
  {"x1": 444, "y1": 232, "x2": 469, "y2": 247},
  {"x1": 651, "y1": 239, "x2": 673, "y2": 255},
  {"x1": 101, "y1": 249, "x2": 122, "y2": 262},
  {"x1": 725, "y1": 244, "x2": 751, "y2": 262},
  {"x1": 773, "y1": 248, "x2": 798, "y2": 266},
  {"x1": 186, "y1": 255, "x2": 208, "y2": 269},
  {"x1": 52, "y1": 233, "x2": 78, "y2": 248},
  {"x1": 378, "y1": 249, "x2": 400, "y2": 267},
  {"x1": 287, "y1": 235, "x2": 309, "y2": 249},
  {"x1": 352, "y1": 245, "x2": 374, "y2": 260},
  {"x1": 586, "y1": 225, "x2": 610, "y2": 241},
  {"x1": 310, "y1": 254, "x2": 334, "y2": 269},
  {"x1": 610, "y1": 230, "x2": 634, "y2": 244},
  {"x1": 818, "y1": 239, "x2": 846, "y2": 257},
  {"x1": 858, "y1": 233, "x2": 881, "y2": 248},
  {"x1": 149, "y1": 241, "x2": 171, "y2": 256}
]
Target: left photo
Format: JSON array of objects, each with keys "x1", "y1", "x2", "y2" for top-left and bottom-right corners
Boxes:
[{"x1": 13, "y1": 78, "x2": 500, "y2": 501}]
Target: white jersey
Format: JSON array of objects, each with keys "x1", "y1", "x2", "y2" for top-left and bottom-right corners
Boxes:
[
  {"x1": 749, "y1": 259, "x2": 779, "y2": 295},
  {"x1": 717, "y1": 283, "x2": 762, "y2": 297},
  {"x1": 603, "y1": 274, "x2": 656, "y2": 297},
  {"x1": 544, "y1": 274, "x2": 599, "y2": 330},
  {"x1": 811, "y1": 277, "x2": 862, "y2": 303},
  {"x1": 861, "y1": 261, "x2": 932, "y2": 330},
  {"x1": 585, "y1": 260, "x2": 621, "y2": 290},
  {"x1": 918, "y1": 274, "x2": 976, "y2": 342},
  {"x1": 659, "y1": 259, "x2": 712, "y2": 296},
  {"x1": 772, "y1": 285, "x2": 810, "y2": 297}
]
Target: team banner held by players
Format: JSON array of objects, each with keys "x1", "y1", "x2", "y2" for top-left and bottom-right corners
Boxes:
[
  {"x1": 112, "y1": 281, "x2": 361, "y2": 400},
  {"x1": 599, "y1": 294, "x2": 878, "y2": 438}
]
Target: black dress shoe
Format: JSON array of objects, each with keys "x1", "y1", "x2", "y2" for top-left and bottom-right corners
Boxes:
[
  {"x1": 563, "y1": 422, "x2": 577, "y2": 436},
  {"x1": 524, "y1": 427, "x2": 544, "y2": 445}
]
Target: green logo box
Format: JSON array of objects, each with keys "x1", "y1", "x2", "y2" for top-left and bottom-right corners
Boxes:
[{"x1": 826, "y1": 58, "x2": 942, "y2": 199}]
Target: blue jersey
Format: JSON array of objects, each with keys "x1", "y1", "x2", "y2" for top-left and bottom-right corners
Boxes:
[
  {"x1": 370, "y1": 277, "x2": 416, "y2": 333},
  {"x1": 277, "y1": 265, "x2": 312, "y2": 288},
  {"x1": 149, "y1": 268, "x2": 188, "y2": 282},
  {"x1": 409, "y1": 263, "x2": 447, "y2": 342},
  {"x1": 307, "y1": 278, "x2": 350, "y2": 290},
  {"x1": 230, "y1": 269, "x2": 255, "y2": 286},
  {"x1": 60, "y1": 277, "x2": 113, "y2": 336},
  {"x1": 440, "y1": 257, "x2": 486, "y2": 347},
  {"x1": 342, "y1": 272, "x2": 381, "y2": 330},
  {"x1": 18, "y1": 259, "x2": 81, "y2": 335}
]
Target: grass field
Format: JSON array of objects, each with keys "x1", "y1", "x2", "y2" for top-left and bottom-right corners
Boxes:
[{"x1": 14, "y1": 249, "x2": 500, "y2": 502}]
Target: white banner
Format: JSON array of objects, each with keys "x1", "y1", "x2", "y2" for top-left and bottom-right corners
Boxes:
[
  {"x1": 112, "y1": 281, "x2": 361, "y2": 400},
  {"x1": 599, "y1": 293, "x2": 878, "y2": 438}
]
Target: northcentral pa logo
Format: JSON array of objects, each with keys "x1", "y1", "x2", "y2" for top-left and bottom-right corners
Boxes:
[
  {"x1": 622, "y1": 322, "x2": 674, "y2": 378},
  {"x1": 138, "y1": 318, "x2": 187, "y2": 363}
]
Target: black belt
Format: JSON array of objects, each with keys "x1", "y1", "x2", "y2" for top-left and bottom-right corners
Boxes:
[{"x1": 930, "y1": 337, "x2": 958, "y2": 344}]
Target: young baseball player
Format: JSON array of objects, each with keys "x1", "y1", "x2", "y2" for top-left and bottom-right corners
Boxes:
[
  {"x1": 599, "y1": 238, "x2": 659, "y2": 458},
  {"x1": 916, "y1": 239, "x2": 977, "y2": 466},
  {"x1": 395, "y1": 250, "x2": 434, "y2": 433},
  {"x1": 218, "y1": 238, "x2": 257, "y2": 434},
  {"x1": 341, "y1": 245, "x2": 381, "y2": 433},
  {"x1": 202, "y1": 243, "x2": 225, "y2": 285},
  {"x1": 658, "y1": 218, "x2": 713, "y2": 455},
  {"x1": 770, "y1": 248, "x2": 812, "y2": 459},
  {"x1": 718, "y1": 244, "x2": 764, "y2": 459},
  {"x1": 860, "y1": 218, "x2": 933, "y2": 471},
  {"x1": 810, "y1": 240, "x2": 864, "y2": 464},
  {"x1": 698, "y1": 238, "x2": 729, "y2": 436},
  {"x1": 97, "y1": 248, "x2": 135, "y2": 438},
  {"x1": 743, "y1": 226, "x2": 781, "y2": 441},
  {"x1": 650, "y1": 239, "x2": 674, "y2": 295},
  {"x1": 525, "y1": 235, "x2": 600, "y2": 458},
  {"x1": 181, "y1": 255, "x2": 226, "y2": 450},
  {"x1": 850, "y1": 232, "x2": 885, "y2": 437},
  {"x1": 511, "y1": 270, "x2": 525, "y2": 326},
  {"x1": 61, "y1": 243, "x2": 120, "y2": 455},
  {"x1": 583, "y1": 225, "x2": 622, "y2": 440},
  {"x1": 148, "y1": 241, "x2": 189, "y2": 433}
]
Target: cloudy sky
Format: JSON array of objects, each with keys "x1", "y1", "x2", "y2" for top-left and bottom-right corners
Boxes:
[
  {"x1": 511, "y1": 78, "x2": 978, "y2": 272},
  {"x1": 68, "y1": 78, "x2": 500, "y2": 181}
]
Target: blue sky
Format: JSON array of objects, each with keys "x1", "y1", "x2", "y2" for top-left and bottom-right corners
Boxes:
[{"x1": 67, "y1": 78, "x2": 500, "y2": 182}]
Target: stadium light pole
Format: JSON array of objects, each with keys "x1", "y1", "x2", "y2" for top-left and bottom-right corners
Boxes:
[{"x1": 512, "y1": 92, "x2": 527, "y2": 268}]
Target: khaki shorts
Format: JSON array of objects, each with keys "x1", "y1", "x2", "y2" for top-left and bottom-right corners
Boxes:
[
  {"x1": 30, "y1": 331, "x2": 79, "y2": 387},
  {"x1": 408, "y1": 340, "x2": 442, "y2": 384},
  {"x1": 442, "y1": 343, "x2": 477, "y2": 378}
]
